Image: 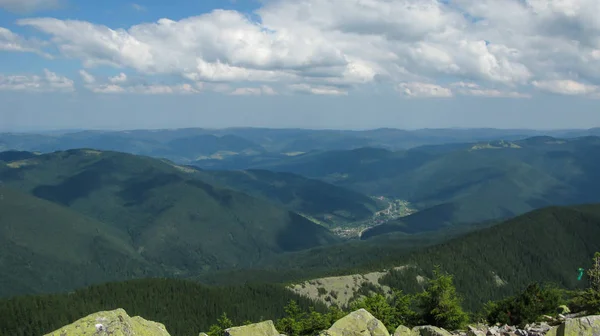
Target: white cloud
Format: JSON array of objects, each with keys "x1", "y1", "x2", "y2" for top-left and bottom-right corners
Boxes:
[
  {"x1": 109, "y1": 72, "x2": 127, "y2": 83},
  {"x1": 0, "y1": 27, "x2": 50, "y2": 57},
  {"x1": 289, "y1": 84, "x2": 348, "y2": 96},
  {"x1": 0, "y1": 69, "x2": 73, "y2": 92},
  {"x1": 532, "y1": 79, "x2": 599, "y2": 96},
  {"x1": 396, "y1": 82, "x2": 453, "y2": 98},
  {"x1": 87, "y1": 82, "x2": 200, "y2": 95},
  {"x1": 0, "y1": 0, "x2": 61, "y2": 13},
  {"x1": 230, "y1": 85, "x2": 276, "y2": 96},
  {"x1": 451, "y1": 82, "x2": 530, "y2": 98},
  {"x1": 79, "y1": 70, "x2": 95, "y2": 84},
  {"x1": 10, "y1": 0, "x2": 600, "y2": 97}
]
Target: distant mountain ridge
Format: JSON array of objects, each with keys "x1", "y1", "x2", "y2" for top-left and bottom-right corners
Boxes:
[{"x1": 2, "y1": 127, "x2": 599, "y2": 165}]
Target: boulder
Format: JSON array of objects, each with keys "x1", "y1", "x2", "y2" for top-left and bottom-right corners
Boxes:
[
  {"x1": 224, "y1": 320, "x2": 280, "y2": 336},
  {"x1": 44, "y1": 308, "x2": 171, "y2": 336},
  {"x1": 320, "y1": 308, "x2": 390, "y2": 336},
  {"x1": 411, "y1": 326, "x2": 452, "y2": 336},
  {"x1": 465, "y1": 325, "x2": 486, "y2": 336},
  {"x1": 545, "y1": 315, "x2": 600, "y2": 336},
  {"x1": 394, "y1": 325, "x2": 414, "y2": 336}
]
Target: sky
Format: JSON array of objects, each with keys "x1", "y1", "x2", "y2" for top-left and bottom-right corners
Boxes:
[{"x1": 0, "y1": 0, "x2": 599, "y2": 131}]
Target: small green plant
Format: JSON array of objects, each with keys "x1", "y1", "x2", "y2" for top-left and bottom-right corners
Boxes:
[{"x1": 207, "y1": 312, "x2": 233, "y2": 336}]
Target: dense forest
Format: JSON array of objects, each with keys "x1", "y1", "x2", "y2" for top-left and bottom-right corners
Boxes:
[
  {"x1": 0, "y1": 279, "x2": 327, "y2": 336},
  {"x1": 2, "y1": 252, "x2": 599, "y2": 336}
]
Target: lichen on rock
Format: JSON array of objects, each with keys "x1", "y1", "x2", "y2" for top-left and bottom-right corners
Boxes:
[
  {"x1": 320, "y1": 308, "x2": 389, "y2": 336},
  {"x1": 546, "y1": 315, "x2": 600, "y2": 336},
  {"x1": 43, "y1": 308, "x2": 171, "y2": 336},
  {"x1": 224, "y1": 320, "x2": 280, "y2": 336}
]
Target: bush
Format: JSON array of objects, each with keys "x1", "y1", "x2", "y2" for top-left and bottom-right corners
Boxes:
[
  {"x1": 415, "y1": 266, "x2": 469, "y2": 330},
  {"x1": 484, "y1": 283, "x2": 563, "y2": 327},
  {"x1": 569, "y1": 252, "x2": 600, "y2": 314}
]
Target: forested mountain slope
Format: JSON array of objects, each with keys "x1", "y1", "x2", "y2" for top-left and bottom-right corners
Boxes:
[
  {"x1": 0, "y1": 149, "x2": 339, "y2": 297},
  {"x1": 195, "y1": 169, "x2": 384, "y2": 228},
  {"x1": 240, "y1": 136, "x2": 600, "y2": 228}
]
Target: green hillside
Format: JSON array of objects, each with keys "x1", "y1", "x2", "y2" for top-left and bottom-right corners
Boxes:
[
  {"x1": 377, "y1": 204, "x2": 600, "y2": 310},
  {"x1": 195, "y1": 204, "x2": 600, "y2": 311},
  {"x1": 0, "y1": 149, "x2": 339, "y2": 297},
  {"x1": 195, "y1": 169, "x2": 384, "y2": 228},
  {"x1": 0, "y1": 186, "x2": 159, "y2": 297}
]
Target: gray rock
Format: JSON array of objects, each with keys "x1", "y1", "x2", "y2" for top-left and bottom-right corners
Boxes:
[
  {"x1": 394, "y1": 325, "x2": 414, "y2": 336},
  {"x1": 320, "y1": 309, "x2": 389, "y2": 336},
  {"x1": 412, "y1": 325, "x2": 452, "y2": 336},
  {"x1": 224, "y1": 320, "x2": 280, "y2": 336},
  {"x1": 545, "y1": 314, "x2": 600, "y2": 336}
]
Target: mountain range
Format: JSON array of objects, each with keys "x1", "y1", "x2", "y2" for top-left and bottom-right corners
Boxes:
[{"x1": 1, "y1": 127, "x2": 600, "y2": 332}]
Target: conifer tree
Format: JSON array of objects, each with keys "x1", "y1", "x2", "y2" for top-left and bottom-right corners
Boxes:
[{"x1": 416, "y1": 266, "x2": 469, "y2": 330}]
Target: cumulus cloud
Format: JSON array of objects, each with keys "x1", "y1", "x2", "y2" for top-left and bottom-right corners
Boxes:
[
  {"x1": 0, "y1": 69, "x2": 73, "y2": 92},
  {"x1": 109, "y1": 73, "x2": 128, "y2": 83},
  {"x1": 532, "y1": 79, "x2": 599, "y2": 96},
  {"x1": 396, "y1": 82, "x2": 453, "y2": 98},
  {"x1": 0, "y1": 0, "x2": 61, "y2": 13},
  {"x1": 0, "y1": 27, "x2": 50, "y2": 57},
  {"x1": 9, "y1": 0, "x2": 600, "y2": 97},
  {"x1": 451, "y1": 82, "x2": 531, "y2": 98}
]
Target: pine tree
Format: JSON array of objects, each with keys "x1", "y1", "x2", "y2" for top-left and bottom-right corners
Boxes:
[
  {"x1": 588, "y1": 252, "x2": 600, "y2": 291},
  {"x1": 416, "y1": 266, "x2": 469, "y2": 330}
]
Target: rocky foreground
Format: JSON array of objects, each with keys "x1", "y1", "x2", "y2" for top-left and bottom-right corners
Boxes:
[{"x1": 44, "y1": 308, "x2": 600, "y2": 336}]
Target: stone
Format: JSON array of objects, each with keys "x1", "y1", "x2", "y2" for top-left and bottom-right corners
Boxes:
[
  {"x1": 224, "y1": 320, "x2": 280, "y2": 336},
  {"x1": 320, "y1": 309, "x2": 390, "y2": 336},
  {"x1": 44, "y1": 308, "x2": 171, "y2": 336},
  {"x1": 394, "y1": 325, "x2": 414, "y2": 336},
  {"x1": 465, "y1": 326, "x2": 486, "y2": 336},
  {"x1": 547, "y1": 314, "x2": 600, "y2": 336},
  {"x1": 412, "y1": 325, "x2": 452, "y2": 336}
]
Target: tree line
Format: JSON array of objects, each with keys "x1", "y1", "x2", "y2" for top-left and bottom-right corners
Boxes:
[{"x1": 1, "y1": 253, "x2": 599, "y2": 336}]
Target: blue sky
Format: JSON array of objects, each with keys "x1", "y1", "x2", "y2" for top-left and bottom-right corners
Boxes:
[{"x1": 1, "y1": 0, "x2": 599, "y2": 131}]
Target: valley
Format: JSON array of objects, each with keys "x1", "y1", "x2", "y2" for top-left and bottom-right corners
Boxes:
[{"x1": 330, "y1": 197, "x2": 417, "y2": 239}]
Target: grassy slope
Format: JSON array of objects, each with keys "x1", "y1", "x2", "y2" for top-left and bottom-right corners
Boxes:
[
  {"x1": 0, "y1": 150, "x2": 339, "y2": 297},
  {"x1": 195, "y1": 169, "x2": 384, "y2": 227}
]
